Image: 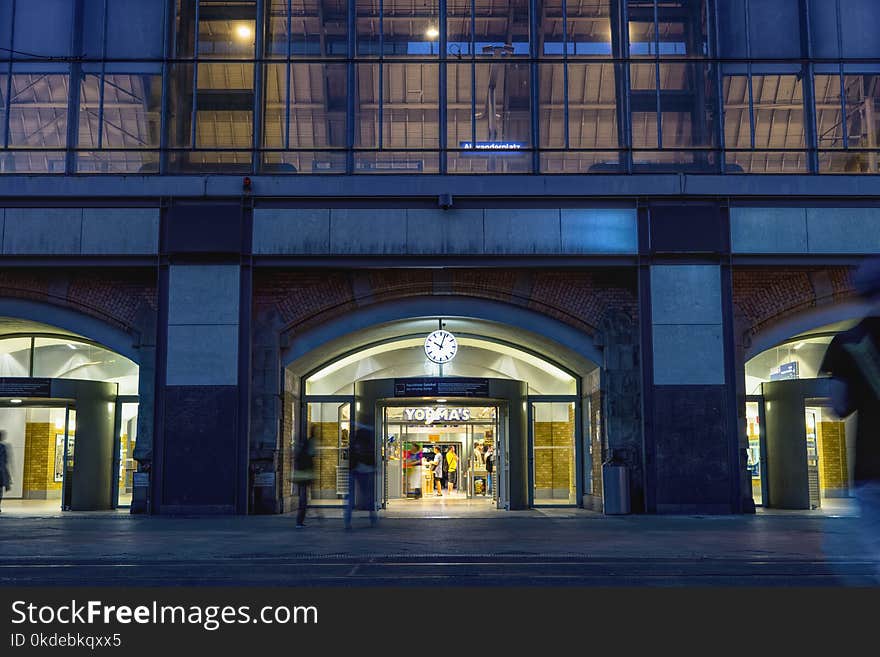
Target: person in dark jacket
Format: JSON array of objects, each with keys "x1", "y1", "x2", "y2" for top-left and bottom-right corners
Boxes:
[
  {"x1": 344, "y1": 427, "x2": 378, "y2": 529},
  {"x1": 293, "y1": 426, "x2": 318, "y2": 528},
  {"x1": 0, "y1": 431, "x2": 11, "y2": 512},
  {"x1": 819, "y1": 257, "x2": 880, "y2": 580}
]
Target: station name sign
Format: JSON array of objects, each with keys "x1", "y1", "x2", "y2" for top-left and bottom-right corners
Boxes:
[
  {"x1": 405, "y1": 407, "x2": 472, "y2": 425},
  {"x1": 393, "y1": 377, "x2": 490, "y2": 398},
  {"x1": 0, "y1": 378, "x2": 52, "y2": 398}
]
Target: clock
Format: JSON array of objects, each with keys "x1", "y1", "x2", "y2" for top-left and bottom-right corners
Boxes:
[{"x1": 424, "y1": 329, "x2": 458, "y2": 364}]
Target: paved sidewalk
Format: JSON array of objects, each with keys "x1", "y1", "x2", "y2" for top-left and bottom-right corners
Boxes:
[{"x1": 1, "y1": 509, "x2": 878, "y2": 586}]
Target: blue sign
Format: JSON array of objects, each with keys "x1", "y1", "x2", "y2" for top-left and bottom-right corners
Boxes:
[
  {"x1": 459, "y1": 141, "x2": 526, "y2": 155},
  {"x1": 769, "y1": 361, "x2": 799, "y2": 381}
]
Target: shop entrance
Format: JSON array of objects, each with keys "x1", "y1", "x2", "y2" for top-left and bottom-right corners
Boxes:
[
  {"x1": 0, "y1": 379, "x2": 124, "y2": 511},
  {"x1": 380, "y1": 403, "x2": 503, "y2": 509},
  {"x1": 758, "y1": 379, "x2": 855, "y2": 510}
]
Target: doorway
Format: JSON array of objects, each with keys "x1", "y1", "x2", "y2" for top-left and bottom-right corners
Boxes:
[
  {"x1": 0, "y1": 402, "x2": 76, "y2": 511},
  {"x1": 759, "y1": 379, "x2": 855, "y2": 510},
  {"x1": 380, "y1": 403, "x2": 503, "y2": 510}
]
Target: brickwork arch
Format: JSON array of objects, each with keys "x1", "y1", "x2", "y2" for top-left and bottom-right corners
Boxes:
[
  {"x1": 0, "y1": 269, "x2": 157, "y2": 358},
  {"x1": 733, "y1": 266, "x2": 860, "y2": 357},
  {"x1": 255, "y1": 268, "x2": 638, "y2": 342}
]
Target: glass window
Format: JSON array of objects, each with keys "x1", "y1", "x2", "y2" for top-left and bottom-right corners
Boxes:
[
  {"x1": 718, "y1": 0, "x2": 801, "y2": 59},
  {"x1": 355, "y1": 62, "x2": 440, "y2": 173},
  {"x1": 116, "y1": 402, "x2": 139, "y2": 507},
  {"x1": 304, "y1": 402, "x2": 351, "y2": 505},
  {"x1": 11, "y1": 0, "x2": 75, "y2": 63},
  {"x1": 32, "y1": 338, "x2": 139, "y2": 395},
  {"x1": 5, "y1": 73, "x2": 68, "y2": 173},
  {"x1": 263, "y1": 62, "x2": 347, "y2": 173},
  {"x1": 83, "y1": 0, "x2": 165, "y2": 66},
  {"x1": 816, "y1": 73, "x2": 880, "y2": 173},
  {"x1": 78, "y1": 73, "x2": 162, "y2": 173},
  {"x1": 724, "y1": 73, "x2": 807, "y2": 173},
  {"x1": 532, "y1": 401, "x2": 577, "y2": 505},
  {"x1": 447, "y1": 61, "x2": 532, "y2": 173},
  {"x1": 565, "y1": 0, "x2": 613, "y2": 57},
  {"x1": 744, "y1": 336, "x2": 834, "y2": 395},
  {"x1": 168, "y1": 1, "x2": 257, "y2": 172},
  {"x1": 0, "y1": 337, "x2": 32, "y2": 376},
  {"x1": 810, "y1": 0, "x2": 880, "y2": 60},
  {"x1": 0, "y1": 74, "x2": 7, "y2": 149},
  {"x1": 267, "y1": 0, "x2": 347, "y2": 57},
  {"x1": 358, "y1": 0, "x2": 441, "y2": 57},
  {"x1": 539, "y1": 62, "x2": 620, "y2": 172}
]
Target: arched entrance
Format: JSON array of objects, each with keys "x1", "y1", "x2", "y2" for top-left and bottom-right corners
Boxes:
[
  {"x1": 0, "y1": 315, "x2": 142, "y2": 512},
  {"x1": 744, "y1": 319, "x2": 858, "y2": 511},
  {"x1": 282, "y1": 306, "x2": 601, "y2": 515}
]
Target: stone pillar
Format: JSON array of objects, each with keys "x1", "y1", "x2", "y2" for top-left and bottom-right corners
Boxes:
[
  {"x1": 639, "y1": 204, "x2": 742, "y2": 514},
  {"x1": 152, "y1": 201, "x2": 250, "y2": 515}
]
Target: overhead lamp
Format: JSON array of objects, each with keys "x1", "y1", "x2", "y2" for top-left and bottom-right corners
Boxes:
[
  {"x1": 10, "y1": 399, "x2": 22, "y2": 404},
  {"x1": 793, "y1": 342, "x2": 805, "y2": 350},
  {"x1": 436, "y1": 399, "x2": 447, "y2": 403},
  {"x1": 236, "y1": 24, "x2": 253, "y2": 41},
  {"x1": 425, "y1": 26, "x2": 439, "y2": 39}
]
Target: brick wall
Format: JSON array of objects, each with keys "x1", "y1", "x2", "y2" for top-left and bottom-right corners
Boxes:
[
  {"x1": 255, "y1": 268, "x2": 638, "y2": 337},
  {"x1": 733, "y1": 266, "x2": 857, "y2": 340},
  {"x1": 0, "y1": 269, "x2": 157, "y2": 334},
  {"x1": 818, "y1": 421, "x2": 849, "y2": 495},
  {"x1": 22, "y1": 423, "x2": 62, "y2": 499}
]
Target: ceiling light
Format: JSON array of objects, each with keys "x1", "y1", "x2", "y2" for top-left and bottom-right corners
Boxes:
[
  {"x1": 793, "y1": 342, "x2": 805, "y2": 350},
  {"x1": 426, "y1": 26, "x2": 439, "y2": 39},
  {"x1": 236, "y1": 24, "x2": 253, "y2": 41},
  {"x1": 436, "y1": 399, "x2": 447, "y2": 403},
  {"x1": 10, "y1": 399, "x2": 22, "y2": 404}
]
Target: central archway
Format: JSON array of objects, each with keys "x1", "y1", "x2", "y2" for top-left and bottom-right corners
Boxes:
[{"x1": 281, "y1": 297, "x2": 603, "y2": 515}]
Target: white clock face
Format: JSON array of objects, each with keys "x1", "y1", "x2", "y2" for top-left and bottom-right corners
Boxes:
[{"x1": 424, "y1": 330, "x2": 458, "y2": 364}]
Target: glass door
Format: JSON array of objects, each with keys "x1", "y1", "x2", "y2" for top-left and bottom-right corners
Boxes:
[
  {"x1": 61, "y1": 407, "x2": 76, "y2": 510},
  {"x1": 805, "y1": 399, "x2": 852, "y2": 504},
  {"x1": 530, "y1": 401, "x2": 577, "y2": 505},
  {"x1": 495, "y1": 404, "x2": 508, "y2": 510},
  {"x1": 114, "y1": 400, "x2": 139, "y2": 507},
  {"x1": 745, "y1": 396, "x2": 766, "y2": 506},
  {"x1": 303, "y1": 400, "x2": 351, "y2": 506}
]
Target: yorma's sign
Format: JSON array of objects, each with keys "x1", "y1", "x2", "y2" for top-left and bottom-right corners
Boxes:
[{"x1": 404, "y1": 407, "x2": 472, "y2": 425}]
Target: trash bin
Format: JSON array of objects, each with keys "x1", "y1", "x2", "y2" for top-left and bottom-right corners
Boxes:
[{"x1": 602, "y1": 461, "x2": 630, "y2": 515}]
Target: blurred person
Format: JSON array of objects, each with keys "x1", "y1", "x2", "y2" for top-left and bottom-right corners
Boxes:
[
  {"x1": 292, "y1": 426, "x2": 318, "y2": 528},
  {"x1": 432, "y1": 445, "x2": 444, "y2": 496},
  {"x1": 819, "y1": 257, "x2": 880, "y2": 582},
  {"x1": 345, "y1": 427, "x2": 378, "y2": 529},
  {"x1": 446, "y1": 445, "x2": 458, "y2": 494},
  {"x1": 485, "y1": 445, "x2": 495, "y2": 495},
  {"x1": 0, "y1": 431, "x2": 10, "y2": 512}
]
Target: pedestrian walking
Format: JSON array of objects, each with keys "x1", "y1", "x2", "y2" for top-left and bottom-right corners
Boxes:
[
  {"x1": 293, "y1": 426, "x2": 318, "y2": 528},
  {"x1": 819, "y1": 256, "x2": 880, "y2": 580},
  {"x1": 0, "y1": 431, "x2": 11, "y2": 512},
  {"x1": 345, "y1": 427, "x2": 378, "y2": 529}
]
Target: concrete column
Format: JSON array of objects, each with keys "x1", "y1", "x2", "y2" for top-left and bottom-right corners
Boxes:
[
  {"x1": 644, "y1": 264, "x2": 739, "y2": 513},
  {"x1": 156, "y1": 264, "x2": 243, "y2": 514}
]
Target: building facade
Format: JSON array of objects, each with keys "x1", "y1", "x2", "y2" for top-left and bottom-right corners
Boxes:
[{"x1": 0, "y1": 0, "x2": 878, "y2": 515}]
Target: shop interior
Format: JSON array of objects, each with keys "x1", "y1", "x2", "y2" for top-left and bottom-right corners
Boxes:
[{"x1": 383, "y1": 405, "x2": 499, "y2": 507}]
